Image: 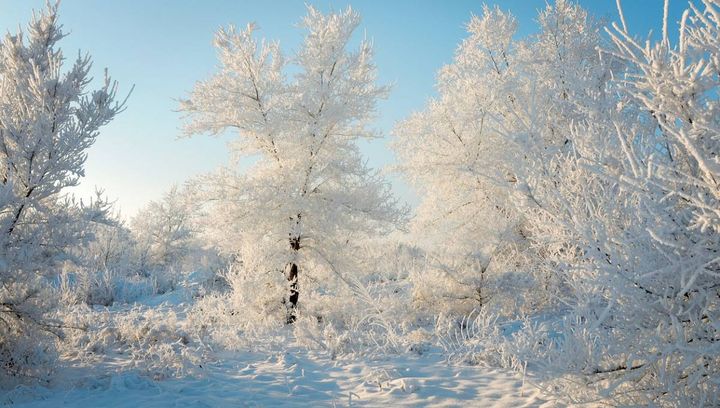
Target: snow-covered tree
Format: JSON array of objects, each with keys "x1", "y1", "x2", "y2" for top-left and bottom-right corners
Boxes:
[
  {"x1": 396, "y1": 0, "x2": 719, "y2": 402},
  {"x1": 0, "y1": 4, "x2": 125, "y2": 382},
  {"x1": 393, "y1": 1, "x2": 612, "y2": 313},
  {"x1": 404, "y1": 0, "x2": 719, "y2": 404},
  {"x1": 132, "y1": 185, "x2": 196, "y2": 271},
  {"x1": 129, "y1": 184, "x2": 226, "y2": 293},
  {"x1": 181, "y1": 6, "x2": 405, "y2": 323},
  {"x1": 508, "y1": 1, "x2": 720, "y2": 404},
  {"x1": 394, "y1": 5, "x2": 520, "y2": 259},
  {"x1": 545, "y1": 1, "x2": 720, "y2": 404}
]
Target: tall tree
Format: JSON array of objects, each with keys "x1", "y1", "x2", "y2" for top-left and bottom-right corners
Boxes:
[
  {"x1": 393, "y1": 2, "x2": 611, "y2": 312},
  {"x1": 181, "y1": 6, "x2": 405, "y2": 323},
  {"x1": 0, "y1": 4, "x2": 125, "y2": 382}
]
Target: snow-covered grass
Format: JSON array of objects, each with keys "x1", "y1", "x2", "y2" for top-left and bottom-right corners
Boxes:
[
  {"x1": 5, "y1": 331, "x2": 554, "y2": 407},
  {"x1": 1, "y1": 275, "x2": 563, "y2": 408}
]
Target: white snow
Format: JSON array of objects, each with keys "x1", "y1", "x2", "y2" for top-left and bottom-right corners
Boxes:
[{"x1": 6, "y1": 349, "x2": 555, "y2": 407}]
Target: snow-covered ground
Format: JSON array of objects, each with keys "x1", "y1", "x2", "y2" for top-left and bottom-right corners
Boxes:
[
  {"x1": 6, "y1": 349, "x2": 554, "y2": 407},
  {"x1": 2, "y1": 280, "x2": 559, "y2": 408}
]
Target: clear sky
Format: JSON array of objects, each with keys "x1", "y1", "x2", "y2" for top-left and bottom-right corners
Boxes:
[{"x1": 0, "y1": 0, "x2": 688, "y2": 218}]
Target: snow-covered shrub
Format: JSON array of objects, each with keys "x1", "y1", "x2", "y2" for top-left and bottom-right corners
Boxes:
[
  {"x1": 59, "y1": 211, "x2": 147, "y2": 307},
  {"x1": 407, "y1": 243, "x2": 551, "y2": 319},
  {"x1": 64, "y1": 212, "x2": 142, "y2": 306},
  {"x1": 81, "y1": 211, "x2": 138, "y2": 274},
  {"x1": 55, "y1": 185, "x2": 226, "y2": 309},
  {"x1": 59, "y1": 304, "x2": 203, "y2": 381},
  {"x1": 126, "y1": 184, "x2": 228, "y2": 299},
  {"x1": 0, "y1": 4, "x2": 125, "y2": 386},
  {"x1": 188, "y1": 239, "x2": 431, "y2": 359},
  {"x1": 132, "y1": 186, "x2": 198, "y2": 274}
]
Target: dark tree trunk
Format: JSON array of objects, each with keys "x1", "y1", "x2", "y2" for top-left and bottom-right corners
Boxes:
[
  {"x1": 285, "y1": 262, "x2": 299, "y2": 323},
  {"x1": 285, "y1": 236, "x2": 301, "y2": 324}
]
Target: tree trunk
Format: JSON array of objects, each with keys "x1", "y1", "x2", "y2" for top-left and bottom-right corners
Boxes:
[
  {"x1": 285, "y1": 262, "x2": 299, "y2": 323},
  {"x1": 285, "y1": 236, "x2": 301, "y2": 324}
]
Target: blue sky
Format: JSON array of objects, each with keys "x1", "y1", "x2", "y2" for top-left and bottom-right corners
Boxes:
[{"x1": 0, "y1": 0, "x2": 688, "y2": 217}]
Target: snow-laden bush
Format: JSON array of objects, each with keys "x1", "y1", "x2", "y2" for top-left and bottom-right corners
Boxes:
[
  {"x1": 188, "y1": 240, "x2": 435, "y2": 359},
  {"x1": 133, "y1": 186, "x2": 199, "y2": 274},
  {"x1": 129, "y1": 185, "x2": 226, "y2": 297},
  {"x1": 408, "y1": 243, "x2": 558, "y2": 319},
  {"x1": 62, "y1": 214, "x2": 143, "y2": 306},
  {"x1": 60, "y1": 222, "x2": 158, "y2": 307},
  {"x1": 59, "y1": 304, "x2": 204, "y2": 382}
]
